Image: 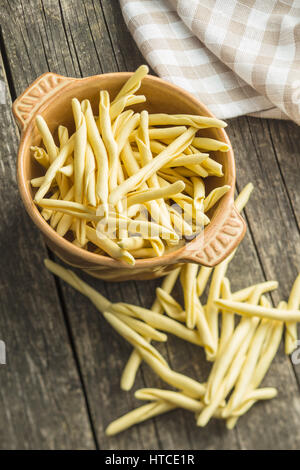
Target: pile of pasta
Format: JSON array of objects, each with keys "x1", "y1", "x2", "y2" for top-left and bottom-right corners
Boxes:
[
  {"x1": 31, "y1": 65, "x2": 230, "y2": 265},
  {"x1": 44, "y1": 184, "x2": 300, "y2": 435}
]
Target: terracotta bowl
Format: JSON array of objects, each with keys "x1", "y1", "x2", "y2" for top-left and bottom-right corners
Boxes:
[{"x1": 13, "y1": 72, "x2": 246, "y2": 281}]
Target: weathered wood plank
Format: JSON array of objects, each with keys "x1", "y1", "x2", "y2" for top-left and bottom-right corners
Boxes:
[{"x1": 0, "y1": 51, "x2": 95, "y2": 449}]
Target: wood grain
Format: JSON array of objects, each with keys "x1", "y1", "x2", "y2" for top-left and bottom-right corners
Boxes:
[{"x1": 0, "y1": 0, "x2": 300, "y2": 450}]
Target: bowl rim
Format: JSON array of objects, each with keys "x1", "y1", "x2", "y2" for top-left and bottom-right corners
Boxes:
[{"x1": 16, "y1": 71, "x2": 235, "y2": 268}]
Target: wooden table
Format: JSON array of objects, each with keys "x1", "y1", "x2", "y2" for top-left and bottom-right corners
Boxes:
[{"x1": 0, "y1": 0, "x2": 300, "y2": 450}]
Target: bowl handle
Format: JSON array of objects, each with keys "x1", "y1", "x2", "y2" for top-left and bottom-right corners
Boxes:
[
  {"x1": 179, "y1": 203, "x2": 246, "y2": 267},
  {"x1": 12, "y1": 72, "x2": 75, "y2": 132}
]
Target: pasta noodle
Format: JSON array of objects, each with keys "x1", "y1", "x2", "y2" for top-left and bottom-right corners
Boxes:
[
  {"x1": 192, "y1": 137, "x2": 230, "y2": 152},
  {"x1": 99, "y1": 90, "x2": 119, "y2": 191},
  {"x1": 218, "y1": 278, "x2": 234, "y2": 354},
  {"x1": 156, "y1": 288, "x2": 186, "y2": 322},
  {"x1": 81, "y1": 99, "x2": 109, "y2": 208},
  {"x1": 103, "y1": 312, "x2": 168, "y2": 366},
  {"x1": 134, "y1": 346, "x2": 206, "y2": 398},
  {"x1": 196, "y1": 266, "x2": 212, "y2": 297},
  {"x1": 111, "y1": 303, "x2": 203, "y2": 346},
  {"x1": 31, "y1": 146, "x2": 49, "y2": 169},
  {"x1": 43, "y1": 174, "x2": 297, "y2": 437},
  {"x1": 108, "y1": 127, "x2": 197, "y2": 205},
  {"x1": 32, "y1": 65, "x2": 232, "y2": 264},
  {"x1": 120, "y1": 268, "x2": 181, "y2": 391},
  {"x1": 35, "y1": 115, "x2": 58, "y2": 164},
  {"x1": 113, "y1": 65, "x2": 149, "y2": 102},
  {"x1": 148, "y1": 114, "x2": 227, "y2": 129},
  {"x1": 204, "y1": 185, "x2": 230, "y2": 212},
  {"x1": 106, "y1": 401, "x2": 175, "y2": 436},
  {"x1": 180, "y1": 263, "x2": 198, "y2": 329},
  {"x1": 34, "y1": 134, "x2": 75, "y2": 202}
]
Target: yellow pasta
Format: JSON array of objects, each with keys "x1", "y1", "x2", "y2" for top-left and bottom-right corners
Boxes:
[
  {"x1": 196, "y1": 266, "x2": 212, "y2": 297},
  {"x1": 192, "y1": 137, "x2": 230, "y2": 152},
  {"x1": 30, "y1": 176, "x2": 50, "y2": 188},
  {"x1": 112, "y1": 110, "x2": 133, "y2": 138},
  {"x1": 235, "y1": 182, "x2": 254, "y2": 212},
  {"x1": 44, "y1": 259, "x2": 111, "y2": 312},
  {"x1": 158, "y1": 171, "x2": 194, "y2": 197},
  {"x1": 194, "y1": 294, "x2": 215, "y2": 355},
  {"x1": 197, "y1": 382, "x2": 226, "y2": 427},
  {"x1": 134, "y1": 346, "x2": 206, "y2": 398},
  {"x1": 113, "y1": 65, "x2": 149, "y2": 102},
  {"x1": 120, "y1": 268, "x2": 181, "y2": 391},
  {"x1": 40, "y1": 190, "x2": 59, "y2": 221},
  {"x1": 114, "y1": 313, "x2": 167, "y2": 341},
  {"x1": 148, "y1": 113, "x2": 227, "y2": 129},
  {"x1": 58, "y1": 125, "x2": 69, "y2": 147},
  {"x1": 191, "y1": 176, "x2": 205, "y2": 211},
  {"x1": 34, "y1": 134, "x2": 75, "y2": 202},
  {"x1": 110, "y1": 94, "x2": 146, "y2": 121},
  {"x1": 215, "y1": 299, "x2": 300, "y2": 322},
  {"x1": 136, "y1": 388, "x2": 203, "y2": 413},
  {"x1": 126, "y1": 181, "x2": 185, "y2": 207},
  {"x1": 218, "y1": 278, "x2": 234, "y2": 354},
  {"x1": 59, "y1": 163, "x2": 73, "y2": 177},
  {"x1": 204, "y1": 182, "x2": 254, "y2": 360},
  {"x1": 111, "y1": 303, "x2": 203, "y2": 346},
  {"x1": 205, "y1": 287, "x2": 264, "y2": 403},
  {"x1": 201, "y1": 157, "x2": 223, "y2": 177},
  {"x1": 204, "y1": 185, "x2": 230, "y2": 212},
  {"x1": 231, "y1": 281, "x2": 279, "y2": 302},
  {"x1": 84, "y1": 143, "x2": 97, "y2": 207},
  {"x1": 32, "y1": 65, "x2": 233, "y2": 263},
  {"x1": 250, "y1": 314, "x2": 284, "y2": 389},
  {"x1": 118, "y1": 236, "x2": 145, "y2": 251},
  {"x1": 164, "y1": 154, "x2": 208, "y2": 168},
  {"x1": 168, "y1": 206, "x2": 193, "y2": 237},
  {"x1": 156, "y1": 288, "x2": 186, "y2": 322},
  {"x1": 81, "y1": 99, "x2": 109, "y2": 208},
  {"x1": 128, "y1": 248, "x2": 158, "y2": 258},
  {"x1": 51, "y1": 185, "x2": 74, "y2": 233},
  {"x1": 85, "y1": 226, "x2": 134, "y2": 265},
  {"x1": 224, "y1": 318, "x2": 271, "y2": 416},
  {"x1": 180, "y1": 263, "x2": 198, "y2": 329},
  {"x1": 109, "y1": 127, "x2": 197, "y2": 205},
  {"x1": 180, "y1": 163, "x2": 209, "y2": 178},
  {"x1": 103, "y1": 312, "x2": 168, "y2": 366},
  {"x1": 30, "y1": 146, "x2": 49, "y2": 169},
  {"x1": 106, "y1": 401, "x2": 175, "y2": 437},
  {"x1": 72, "y1": 98, "x2": 87, "y2": 204},
  {"x1": 116, "y1": 113, "x2": 140, "y2": 155},
  {"x1": 35, "y1": 115, "x2": 58, "y2": 163}
]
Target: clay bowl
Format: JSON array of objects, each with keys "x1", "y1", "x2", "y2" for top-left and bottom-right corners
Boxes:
[{"x1": 13, "y1": 71, "x2": 246, "y2": 281}]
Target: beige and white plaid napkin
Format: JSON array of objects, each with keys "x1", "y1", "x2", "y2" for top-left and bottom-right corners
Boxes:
[{"x1": 120, "y1": 0, "x2": 300, "y2": 124}]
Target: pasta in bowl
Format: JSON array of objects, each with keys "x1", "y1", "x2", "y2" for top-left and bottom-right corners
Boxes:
[{"x1": 13, "y1": 66, "x2": 245, "y2": 281}]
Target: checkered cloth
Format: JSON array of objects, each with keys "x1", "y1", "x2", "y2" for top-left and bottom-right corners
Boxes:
[{"x1": 120, "y1": 0, "x2": 300, "y2": 124}]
